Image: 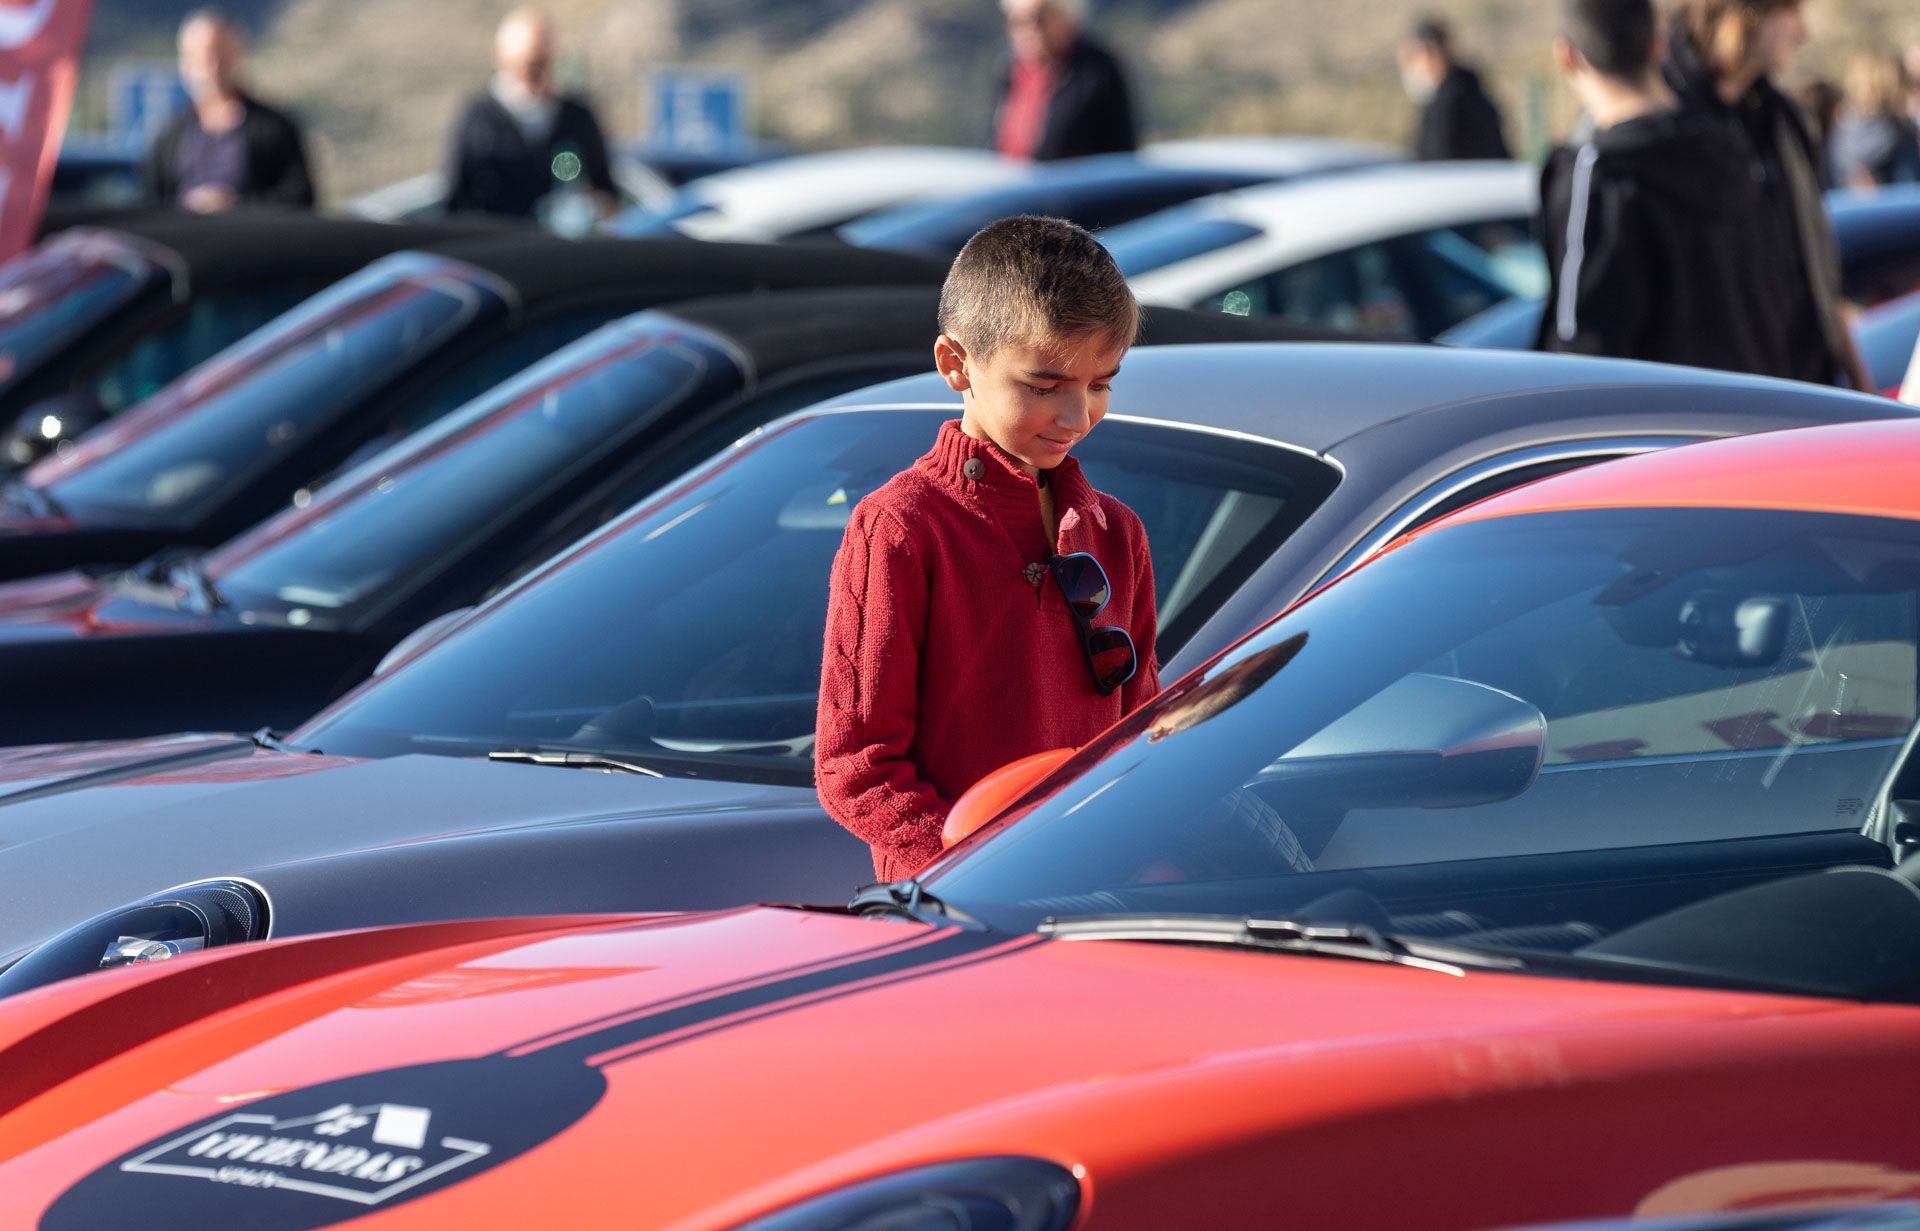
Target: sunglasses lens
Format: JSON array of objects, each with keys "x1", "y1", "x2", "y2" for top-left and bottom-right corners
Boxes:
[
  {"x1": 1087, "y1": 626, "x2": 1137, "y2": 692},
  {"x1": 1051, "y1": 554, "x2": 1111, "y2": 618}
]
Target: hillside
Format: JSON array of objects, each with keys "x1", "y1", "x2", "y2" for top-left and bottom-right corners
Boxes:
[{"x1": 81, "y1": 0, "x2": 1920, "y2": 202}]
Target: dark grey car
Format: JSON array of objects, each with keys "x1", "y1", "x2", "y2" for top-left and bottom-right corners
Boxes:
[{"x1": 0, "y1": 344, "x2": 1908, "y2": 996}]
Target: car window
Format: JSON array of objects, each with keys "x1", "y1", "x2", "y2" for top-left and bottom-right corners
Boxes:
[
  {"x1": 0, "y1": 234, "x2": 163, "y2": 394},
  {"x1": 87, "y1": 283, "x2": 323, "y2": 412},
  {"x1": 1211, "y1": 243, "x2": 1421, "y2": 339},
  {"x1": 27, "y1": 258, "x2": 498, "y2": 529},
  {"x1": 388, "y1": 307, "x2": 636, "y2": 435},
  {"x1": 1388, "y1": 229, "x2": 1521, "y2": 338},
  {"x1": 1103, "y1": 211, "x2": 1264, "y2": 277},
  {"x1": 926, "y1": 507, "x2": 1920, "y2": 933},
  {"x1": 208, "y1": 333, "x2": 721, "y2": 623},
  {"x1": 295, "y1": 412, "x2": 1340, "y2": 783}
]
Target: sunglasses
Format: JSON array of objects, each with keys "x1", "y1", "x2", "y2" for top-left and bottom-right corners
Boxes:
[{"x1": 1049, "y1": 552, "x2": 1138, "y2": 697}]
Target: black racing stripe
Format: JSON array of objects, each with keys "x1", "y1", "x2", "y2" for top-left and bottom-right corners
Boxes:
[
  {"x1": 526, "y1": 928, "x2": 1023, "y2": 1067},
  {"x1": 585, "y1": 934, "x2": 1048, "y2": 1068},
  {"x1": 503, "y1": 920, "x2": 950, "y2": 1056}
]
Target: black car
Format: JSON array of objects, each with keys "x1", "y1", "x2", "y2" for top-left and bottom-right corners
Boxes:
[
  {"x1": 0, "y1": 209, "x2": 507, "y2": 464},
  {"x1": 0, "y1": 232, "x2": 943, "y2": 582},
  {"x1": 0, "y1": 291, "x2": 1320, "y2": 745},
  {"x1": 839, "y1": 142, "x2": 1392, "y2": 260},
  {"x1": 0, "y1": 344, "x2": 1907, "y2": 992}
]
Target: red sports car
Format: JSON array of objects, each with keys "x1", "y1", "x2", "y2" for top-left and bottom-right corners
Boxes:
[{"x1": 7, "y1": 419, "x2": 1920, "y2": 1229}]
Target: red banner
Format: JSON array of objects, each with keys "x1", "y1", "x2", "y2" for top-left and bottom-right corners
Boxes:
[{"x1": 0, "y1": 0, "x2": 93, "y2": 262}]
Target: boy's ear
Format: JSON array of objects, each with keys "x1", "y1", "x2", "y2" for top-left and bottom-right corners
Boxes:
[{"x1": 934, "y1": 334, "x2": 972, "y2": 394}]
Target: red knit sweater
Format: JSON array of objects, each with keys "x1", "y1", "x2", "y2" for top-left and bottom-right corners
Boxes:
[{"x1": 816, "y1": 419, "x2": 1161, "y2": 881}]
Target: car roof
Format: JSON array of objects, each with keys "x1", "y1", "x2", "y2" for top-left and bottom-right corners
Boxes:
[
  {"x1": 420, "y1": 232, "x2": 946, "y2": 305},
  {"x1": 58, "y1": 210, "x2": 517, "y2": 290},
  {"x1": 1437, "y1": 417, "x2": 1920, "y2": 528},
  {"x1": 1139, "y1": 135, "x2": 1405, "y2": 174},
  {"x1": 813, "y1": 342, "x2": 1886, "y2": 455},
  {"x1": 666, "y1": 146, "x2": 1025, "y2": 238},
  {"x1": 654, "y1": 287, "x2": 1377, "y2": 373}
]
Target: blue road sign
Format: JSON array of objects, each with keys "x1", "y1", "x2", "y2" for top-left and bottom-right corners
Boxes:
[
  {"x1": 647, "y1": 69, "x2": 748, "y2": 153},
  {"x1": 108, "y1": 63, "x2": 189, "y2": 143}
]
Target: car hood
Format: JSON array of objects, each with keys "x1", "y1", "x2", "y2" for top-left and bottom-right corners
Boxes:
[
  {"x1": 0, "y1": 906, "x2": 1865, "y2": 1228},
  {"x1": 0, "y1": 737, "x2": 812, "y2": 959}
]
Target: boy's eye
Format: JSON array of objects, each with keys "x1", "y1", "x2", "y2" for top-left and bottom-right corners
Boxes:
[
  {"x1": 1091, "y1": 383, "x2": 1111, "y2": 394},
  {"x1": 1024, "y1": 383, "x2": 1057, "y2": 397}
]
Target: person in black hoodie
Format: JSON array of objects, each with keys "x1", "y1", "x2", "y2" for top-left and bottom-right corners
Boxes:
[
  {"x1": 1664, "y1": 0, "x2": 1871, "y2": 389},
  {"x1": 445, "y1": 8, "x2": 617, "y2": 220},
  {"x1": 1400, "y1": 18, "x2": 1513, "y2": 161},
  {"x1": 1536, "y1": 0, "x2": 1771, "y2": 374}
]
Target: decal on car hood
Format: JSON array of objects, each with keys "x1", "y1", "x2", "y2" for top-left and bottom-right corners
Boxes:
[{"x1": 42, "y1": 926, "x2": 1029, "y2": 1227}]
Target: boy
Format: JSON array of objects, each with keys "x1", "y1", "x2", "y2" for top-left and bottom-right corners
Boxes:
[
  {"x1": 815, "y1": 216, "x2": 1160, "y2": 881},
  {"x1": 1536, "y1": 0, "x2": 1772, "y2": 375}
]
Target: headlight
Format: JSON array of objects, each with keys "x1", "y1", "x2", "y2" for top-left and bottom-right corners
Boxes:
[
  {"x1": 0, "y1": 877, "x2": 271, "y2": 998},
  {"x1": 733, "y1": 1157, "x2": 1080, "y2": 1231}
]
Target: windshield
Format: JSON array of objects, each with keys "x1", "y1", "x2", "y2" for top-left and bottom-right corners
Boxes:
[
  {"x1": 26, "y1": 254, "x2": 498, "y2": 529},
  {"x1": 0, "y1": 232, "x2": 164, "y2": 392},
  {"x1": 205, "y1": 323, "x2": 719, "y2": 624},
  {"x1": 1103, "y1": 210, "x2": 1265, "y2": 278},
  {"x1": 924, "y1": 507, "x2": 1920, "y2": 991},
  {"x1": 294, "y1": 411, "x2": 1337, "y2": 783}
]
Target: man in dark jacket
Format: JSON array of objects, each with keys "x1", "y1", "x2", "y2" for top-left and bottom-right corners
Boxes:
[
  {"x1": 1537, "y1": 0, "x2": 1771, "y2": 375},
  {"x1": 991, "y1": 0, "x2": 1137, "y2": 162},
  {"x1": 445, "y1": 8, "x2": 617, "y2": 220},
  {"x1": 1400, "y1": 17, "x2": 1513, "y2": 161},
  {"x1": 143, "y1": 9, "x2": 315, "y2": 212}
]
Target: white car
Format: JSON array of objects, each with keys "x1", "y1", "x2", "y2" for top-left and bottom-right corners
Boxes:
[
  {"x1": 612, "y1": 146, "x2": 1025, "y2": 243},
  {"x1": 1109, "y1": 160, "x2": 1543, "y2": 340}
]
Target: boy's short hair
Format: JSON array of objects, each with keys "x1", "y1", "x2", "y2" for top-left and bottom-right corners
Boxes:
[
  {"x1": 939, "y1": 215, "x2": 1140, "y2": 362},
  {"x1": 1562, "y1": 0, "x2": 1657, "y2": 79}
]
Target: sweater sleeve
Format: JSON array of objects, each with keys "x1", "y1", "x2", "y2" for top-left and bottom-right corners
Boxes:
[
  {"x1": 1119, "y1": 505, "x2": 1161, "y2": 712},
  {"x1": 815, "y1": 503, "x2": 951, "y2": 873}
]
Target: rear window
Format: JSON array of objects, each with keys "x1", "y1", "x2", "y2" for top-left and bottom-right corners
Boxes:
[{"x1": 0, "y1": 232, "x2": 163, "y2": 393}]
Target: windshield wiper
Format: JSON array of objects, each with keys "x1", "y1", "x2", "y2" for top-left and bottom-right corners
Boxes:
[
  {"x1": 165, "y1": 553, "x2": 225, "y2": 614},
  {"x1": 0, "y1": 479, "x2": 60, "y2": 519},
  {"x1": 486, "y1": 748, "x2": 668, "y2": 778},
  {"x1": 849, "y1": 879, "x2": 975, "y2": 927},
  {"x1": 1037, "y1": 913, "x2": 1512, "y2": 976}
]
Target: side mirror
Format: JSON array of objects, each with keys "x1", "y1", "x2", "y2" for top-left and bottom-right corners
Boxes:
[
  {"x1": 942, "y1": 748, "x2": 1076, "y2": 849},
  {"x1": 373, "y1": 606, "x2": 474, "y2": 677},
  {"x1": 4, "y1": 392, "x2": 110, "y2": 468},
  {"x1": 1257, "y1": 673, "x2": 1545, "y2": 811}
]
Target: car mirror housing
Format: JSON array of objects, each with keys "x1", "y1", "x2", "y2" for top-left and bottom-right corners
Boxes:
[
  {"x1": 1256, "y1": 673, "x2": 1546, "y2": 812},
  {"x1": 943, "y1": 748, "x2": 1077, "y2": 850}
]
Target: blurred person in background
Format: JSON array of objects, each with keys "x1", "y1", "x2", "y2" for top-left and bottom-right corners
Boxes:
[
  {"x1": 991, "y1": 0, "x2": 1138, "y2": 162},
  {"x1": 445, "y1": 7, "x2": 617, "y2": 219},
  {"x1": 1798, "y1": 78, "x2": 1843, "y2": 188},
  {"x1": 1666, "y1": 0, "x2": 1872, "y2": 390},
  {"x1": 1399, "y1": 15, "x2": 1513, "y2": 161},
  {"x1": 1829, "y1": 54, "x2": 1920, "y2": 189},
  {"x1": 1907, "y1": 42, "x2": 1920, "y2": 127},
  {"x1": 143, "y1": 8, "x2": 315, "y2": 212},
  {"x1": 1537, "y1": 0, "x2": 1771, "y2": 375}
]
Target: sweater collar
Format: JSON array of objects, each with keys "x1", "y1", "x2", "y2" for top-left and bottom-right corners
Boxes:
[{"x1": 917, "y1": 419, "x2": 1104, "y2": 551}]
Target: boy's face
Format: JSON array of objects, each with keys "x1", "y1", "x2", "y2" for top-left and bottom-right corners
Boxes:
[{"x1": 937, "y1": 331, "x2": 1126, "y2": 475}]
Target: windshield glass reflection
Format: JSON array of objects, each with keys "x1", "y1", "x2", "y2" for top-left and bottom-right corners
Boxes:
[
  {"x1": 26, "y1": 255, "x2": 495, "y2": 529},
  {"x1": 926, "y1": 508, "x2": 1920, "y2": 972}
]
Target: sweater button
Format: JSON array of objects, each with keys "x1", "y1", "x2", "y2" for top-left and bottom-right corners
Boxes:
[
  {"x1": 962, "y1": 459, "x2": 985, "y2": 481},
  {"x1": 1025, "y1": 561, "x2": 1046, "y2": 586}
]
